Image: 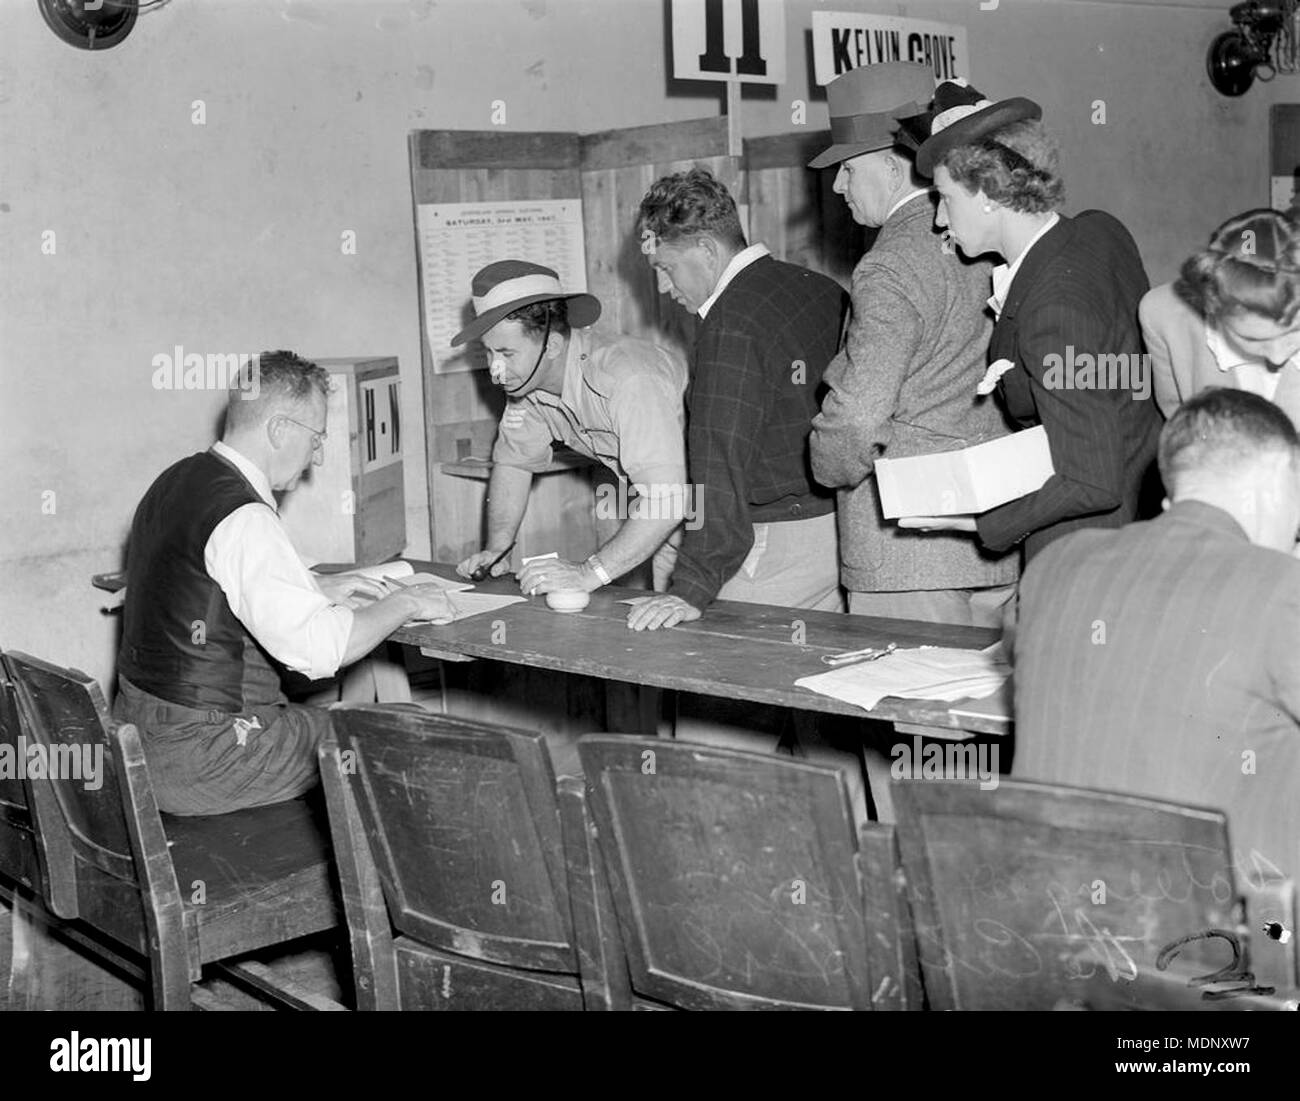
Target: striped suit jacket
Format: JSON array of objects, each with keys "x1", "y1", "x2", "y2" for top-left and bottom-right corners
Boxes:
[
  {"x1": 977, "y1": 211, "x2": 1164, "y2": 561},
  {"x1": 1013, "y1": 500, "x2": 1300, "y2": 883}
]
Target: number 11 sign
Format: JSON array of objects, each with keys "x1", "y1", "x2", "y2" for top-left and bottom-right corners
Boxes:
[{"x1": 671, "y1": 0, "x2": 786, "y2": 86}]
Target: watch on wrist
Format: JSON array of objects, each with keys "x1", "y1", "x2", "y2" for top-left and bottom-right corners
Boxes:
[{"x1": 586, "y1": 553, "x2": 612, "y2": 586}]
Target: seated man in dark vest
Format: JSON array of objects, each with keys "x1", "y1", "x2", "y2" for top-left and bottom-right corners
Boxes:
[{"x1": 114, "y1": 350, "x2": 451, "y2": 816}]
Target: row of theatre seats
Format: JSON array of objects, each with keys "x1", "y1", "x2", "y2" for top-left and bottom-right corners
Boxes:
[{"x1": 1, "y1": 646, "x2": 1298, "y2": 1012}]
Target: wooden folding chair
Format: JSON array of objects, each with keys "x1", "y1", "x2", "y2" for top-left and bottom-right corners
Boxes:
[
  {"x1": 4, "y1": 649, "x2": 343, "y2": 1010},
  {"x1": 320, "y1": 704, "x2": 625, "y2": 1010},
  {"x1": 0, "y1": 656, "x2": 42, "y2": 898},
  {"x1": 891, "y1": 778, "x2": 1286, "y2": 1010},
  {"x1": 577, "y1": 734, "x2": 920, "y2": 1010}
]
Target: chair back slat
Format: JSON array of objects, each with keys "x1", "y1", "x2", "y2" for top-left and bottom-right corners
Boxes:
[
  {"x1": 332, "y1": 706, "x2": 579, "y2": 974},
  {"x1": 892, "y1": 778, "x2": 1246, "y2": 1011},
  {"x1": 857, "y1": 824, "x2": 923, "y2": 1011},
  {"x1": 578, "y1": 735, "x2": 879, "y2": 1010},
  {"x1": 4, "y1": 651, "x2": 146, "y2": 950},
  {"x1": 0, "y1": 654, "x2": 42, "y2": 893},
  {"x1": 4, "y1": 652, "x2": 134, "y2": 866}
]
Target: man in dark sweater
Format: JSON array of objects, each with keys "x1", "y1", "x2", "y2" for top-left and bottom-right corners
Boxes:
[
  {"x1": 630, "y1": 169, "x2": 866, "y2": 819},
  {"x1": 629, "y1": 167, "x2": 848, "y2": 631},
  {"x1": 114, "y1": 351, "x2": 451, "y2": 815}
]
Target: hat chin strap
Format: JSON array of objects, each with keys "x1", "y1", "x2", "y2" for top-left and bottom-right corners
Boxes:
[{"x1": 503, "y1": 314, "x2": 552, "y2": 395}]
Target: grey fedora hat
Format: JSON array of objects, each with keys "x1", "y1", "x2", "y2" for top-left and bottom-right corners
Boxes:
[{"x1": 808, "y1": 61, "x2": 936, "y2": 169}]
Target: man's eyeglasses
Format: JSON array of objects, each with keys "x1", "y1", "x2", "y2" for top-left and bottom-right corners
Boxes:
[{"x1": 278, "y1": 414, "x2": 328, "y2": 451}]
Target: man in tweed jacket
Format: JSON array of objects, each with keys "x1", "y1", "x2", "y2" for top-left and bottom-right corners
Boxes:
[{"x1": 809, "y1": 62, "x2": 1019, "y2": 627}]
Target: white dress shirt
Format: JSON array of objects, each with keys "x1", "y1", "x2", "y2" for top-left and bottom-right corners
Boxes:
[
  {"x1": 697, "y1": 243, "x2": 772, "y2": 319},
  {"x1": 989, "y1": 213, "x2": 1060, "y2": 319},
  {"x1": 1205, "y1": 325, "x2": 1293, "y2": 402},
  {"x1": 204, "y1": 441, "x2": 353, "y2": 681}
]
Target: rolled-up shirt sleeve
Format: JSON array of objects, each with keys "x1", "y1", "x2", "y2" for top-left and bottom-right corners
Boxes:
[
  {"x1": 490, "y1": 400, "x2": 557, "y2": 472},
  {"x1": 204, "y1": 503, "x2": 354, "y2": 680}
]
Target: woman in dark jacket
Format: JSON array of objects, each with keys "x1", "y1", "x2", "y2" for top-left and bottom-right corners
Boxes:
[{"x1": 895, "y1": 82, "x2": 1164, "y2": 564}]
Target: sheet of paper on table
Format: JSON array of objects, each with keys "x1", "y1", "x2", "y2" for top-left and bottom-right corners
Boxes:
[
  {"x1": 405, "y1": 590, "x2": 528, "y2": 625},
  {"x1": 795, "y1": 644, "x2": 1011, "y2": 712},
  {"x1": 346, "y1": 561, "x2": 473, "y2": 592},
  {"x1": 353, "y1": 563, "x2": 524, "y2": 622},
  {"x1": 874, "y1": 426, "x2": 1054, "y2": 518}
]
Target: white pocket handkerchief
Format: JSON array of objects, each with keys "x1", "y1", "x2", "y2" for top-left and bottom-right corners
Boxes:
[{"x1": 977, "y1": 358, "x2": 1017, "y2": 396}]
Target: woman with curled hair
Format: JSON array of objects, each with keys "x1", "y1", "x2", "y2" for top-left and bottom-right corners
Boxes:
[
  {"x1": 1140, "y1": 209, "x2": 1300, "y2": 428},
  {"x1": 893, "y1": 81, "x2": 1164, "y2": 564}
]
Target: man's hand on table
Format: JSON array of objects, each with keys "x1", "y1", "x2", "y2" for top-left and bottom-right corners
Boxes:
[
  {"x1": 625, "y1": 594, "x2": 701, "y2": 631},
  {"x1": 315, "y1": 571, "x2": 392, "y2": 604},
  {"x1": 517, "y1": 556, "x2": 597, "y2": 596},
  {"x1": 896, "y1": 515, "x2": 978, "y2": 533},
  {"x1": 394, "y1": 584, "x2": 456, "y2": 623},
  {"x1": 456, "y1": 549, "x2": 512, "y2": 580}
]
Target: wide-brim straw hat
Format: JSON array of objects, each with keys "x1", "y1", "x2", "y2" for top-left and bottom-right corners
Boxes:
[{"x1": 451, "y1": 259, "x2": 601, "y2": 347}]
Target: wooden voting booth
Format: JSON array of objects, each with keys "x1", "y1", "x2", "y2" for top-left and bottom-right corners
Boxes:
[{"x1": 409, "y1": 119, "x2": 864, "y2": 571}]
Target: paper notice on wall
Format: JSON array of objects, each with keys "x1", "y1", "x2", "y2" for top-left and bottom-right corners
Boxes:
[
  {"x1": 416, "y1": 200, "x2": 588, "y2": 374},
  {"x1": 875, "y1": 426, "x2": 1054, "y2": 518}
]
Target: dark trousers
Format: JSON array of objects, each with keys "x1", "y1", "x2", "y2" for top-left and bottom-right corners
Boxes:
[{"x1": 114, "y1": 677, "x2": 332, "y2": 816}]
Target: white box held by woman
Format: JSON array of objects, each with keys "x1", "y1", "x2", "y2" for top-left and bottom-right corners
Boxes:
[{"x1": 874, "y1": 426, "x2": 1054, "y2": 518}]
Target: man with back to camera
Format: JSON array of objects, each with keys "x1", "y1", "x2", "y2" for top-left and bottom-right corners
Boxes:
[
  {"x1": 1014, "y1": 387, "x2": 1300, "y2": 883},
  {"x1": 114, "y1": 350, "x2": 454, "y2": 816}
]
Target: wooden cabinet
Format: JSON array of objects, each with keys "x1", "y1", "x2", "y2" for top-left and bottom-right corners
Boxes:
[{"x1": 280, "y1": 356, "x2": 405, "y2": 567}]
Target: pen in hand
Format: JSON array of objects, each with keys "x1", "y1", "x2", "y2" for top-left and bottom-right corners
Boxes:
[{"x1": 471, "y1": 542, "x2": 516, "y2": 582}]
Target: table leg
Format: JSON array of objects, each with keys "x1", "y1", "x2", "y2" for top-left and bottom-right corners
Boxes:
[
  {"x1": 604, "y1": 682, "x2": 661, "y2": 738},
  {"x1": 340, "y1": 644, "x2": 413, "y2": 704},
  {"x1": 861, "y1": 744, "x2": 896, "y2": 824}
]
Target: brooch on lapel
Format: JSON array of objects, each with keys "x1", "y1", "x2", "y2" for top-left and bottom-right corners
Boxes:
[{"x1": 977, "y1": 358, "x2": 1017, "y2": 396}]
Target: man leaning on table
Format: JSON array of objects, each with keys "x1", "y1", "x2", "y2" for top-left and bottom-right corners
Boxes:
[
  {"x1": 114, "y1": 351, "x2": 454, "y2": 816},
  {"x1": 629, "y1": 167, "x2": 848, "y2": 630},
  {"x1": 453, "y1": 260, "x2": 689, "y2": 595},
  {"x1": 628, "y1": 167, "x2": 868, "y2": 823},
  {"x1": 808, "y1": 61, "x2": 1019, "y2": 629}
]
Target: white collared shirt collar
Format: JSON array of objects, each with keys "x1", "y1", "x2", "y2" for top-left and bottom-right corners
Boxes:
[
  {"x1": 697, "y1": 243, "x2": 771, "y2": 319},
  {"x1": 1205, "y1": 326, "x2": 1253, "y2": 372},
  {"x1": 212, "y1": 440, "x2": 276, "y2": 508},
  {"x1": 1204, "y1": 324, "x2": 1300, "y2": 374},
  {"x1": 1204, "y1": 324, "x2": 1299, "y2": 403},
  {"x1": 884, "y1": 188, "x2": 930, "y2": 224},
  {"x1": 989, "y1": 212, "x2": 1060, "y2": 319}
]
